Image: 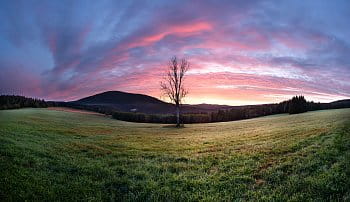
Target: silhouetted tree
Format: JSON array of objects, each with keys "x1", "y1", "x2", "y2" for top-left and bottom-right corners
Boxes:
[{"x1": 160, "y1": 56, "x2": 189, "y2": 127}]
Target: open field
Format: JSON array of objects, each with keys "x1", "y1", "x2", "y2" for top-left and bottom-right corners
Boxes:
[
  {"x1": 1, "y1": 108, "x2": 350, "y2": 201},
  {"x1": 47, "y1": 107, "x2": 108, "y2": 116}
]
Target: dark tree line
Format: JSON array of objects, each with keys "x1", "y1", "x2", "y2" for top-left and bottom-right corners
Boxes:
[
  {"x1": 0, "y1": 95, "x2": 48, "y2": 110},
  {"x1": 209, "y1": 96, "x2": 325, "y2": 122},
  {"x1": 112, "y1": 111, "x2": 211, "y2": 124},
  {"x1": 112, "y1": 95, "x2": 350, "y2": 123},
  {"x1": 1, "y1": 95, "x2": 349, "y2": 124},
  {"x1": 278, "y1": 95, "x2": 328, "y2": 114}
]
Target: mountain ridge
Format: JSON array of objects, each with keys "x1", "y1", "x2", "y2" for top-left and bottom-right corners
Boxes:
[
  {"x1": 73, "y1": 90, "x2": 230, "y2": 114},
  {"x1": 72, "y1": 90, "x2": 350, "y2": 114}
]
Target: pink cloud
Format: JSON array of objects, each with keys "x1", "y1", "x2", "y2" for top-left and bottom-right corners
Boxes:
[
  {"x1": 126, "y1": 21, "x2": 212, "y2": 49},
  {"x1": 7, "y1": 1, "x2": 348, "y2": 106}
]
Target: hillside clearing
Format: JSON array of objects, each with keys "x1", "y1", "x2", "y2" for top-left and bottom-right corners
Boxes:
[
  {"x1": 47, "y1": 107, "x2": 108, "y2": 116},
  {"x1": 0, "y1": 108, "x2": 349, "y2": 201}
]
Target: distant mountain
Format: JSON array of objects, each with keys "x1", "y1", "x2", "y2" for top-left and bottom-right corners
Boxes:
[
  {"x1": 182, "y1": 104, "x2": 234, "y2": 113},
  {"x1": 72, "y1": 91, "x2": 350, "y2": 115},
  {"x1": 76, "y1": 91, "x2": 166, "y2": 105},
  {"x1": 74, "y1": 91, "x2": 173, "y2": 114},
  {"x1": 330, "y1": 99, "x2": 350, "y2": 104},
  {"x1": 73, "y1": 91, "x2": 232, "y2": 114},
  {"x1": 330, "y1": 99, "x2": 350, "y2": 108},
  {"x1": 186, "y1": 103, "x2": 232, "y2": 110}
]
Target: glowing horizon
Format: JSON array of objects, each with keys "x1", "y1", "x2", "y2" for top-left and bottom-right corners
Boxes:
[{"x1": 0, "y1": 0, "x2": 349, "y2": 105}]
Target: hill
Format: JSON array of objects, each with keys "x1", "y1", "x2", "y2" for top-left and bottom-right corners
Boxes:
[
  {"x1": 74, "y1": 91, "x2": 350, "y2": 115},
  {"x1": 330, "y1": 99, "x2": 350, "y2": 108},
  {"x1": 2, "y1": 93, "x2": 350, "y2": 124},
  {"x1": 76, "y1": 91, "x2": 166, "y2": 105},
  {"x1": 0, "y1": 108, "x2": 349, "y2": 201},
  {"x1": 73, "y1": 91, "x2": 228, "y2": 114},
  {"x1": 74, "y1": 91, "x2": 173, "y2": 114},
  {"x1": 56, "y1": 92, "x2": 350, "y2": 123}
]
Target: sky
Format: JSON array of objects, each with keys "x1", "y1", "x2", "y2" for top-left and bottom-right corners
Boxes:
[{"x1": 0, "y1": 0, "x2": 350, "y2": 105}]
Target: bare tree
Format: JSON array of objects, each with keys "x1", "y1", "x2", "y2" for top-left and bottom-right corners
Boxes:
[{"x1": 161, "y1": 56, "x2": 190, "y2": 127}]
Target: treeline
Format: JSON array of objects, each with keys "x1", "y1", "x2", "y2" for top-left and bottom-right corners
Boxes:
[
  {"x1": 46, "y1": 101, "x2": 212, "y2": 123},
  {"x1": 0, "y1": 95, "x2": 48, "y2": 110},
  {"x1": 50, "y1": 102, "x2": 212, "y2": 123},
  {"x1": 112, "y1": 95, "x2": 350, "y2": 123},
  {"x1": 278, "y1": 95, "x2": 329, "y2": 114},
  {"x1": 112, "y1": 111, "x2": 211, "y2": 124},
  {"x1": 1, "y1": 95, "x2": 349, "y2": 124},
  {"x1": 210, "y1": 96, "x2": 324, "y2": 122}
]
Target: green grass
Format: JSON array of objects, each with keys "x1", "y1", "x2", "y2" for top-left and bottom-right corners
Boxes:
[{"x1": 1, "y1": 108, "x2": 350, "y2": 201}]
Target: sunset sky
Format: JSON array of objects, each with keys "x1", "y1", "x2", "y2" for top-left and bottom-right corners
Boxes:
[{"x1": 1, "y1": 0, "x2": 349, "y2": 105}]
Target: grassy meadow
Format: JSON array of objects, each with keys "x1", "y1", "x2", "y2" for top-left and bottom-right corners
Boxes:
[{"x1": 0, "y1": 108, "x2": 350, "y2": 201}]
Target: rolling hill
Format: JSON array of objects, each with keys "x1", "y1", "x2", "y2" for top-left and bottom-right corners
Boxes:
[
  {"x1": 330, "y1": 99, "x2": 350, "y2": 108},
  {"x1": 76, "y1": 91, "x2": 166, "y2": 105},
  {"x1": 73, "y1": 91, "x2": 228, "y2": 114},
  {"x1": 62, "y1": 90, "x2": 350, "y2": 116},
  {"x1": 74, "y1": 91, "x2": 175, "y2": 114}
]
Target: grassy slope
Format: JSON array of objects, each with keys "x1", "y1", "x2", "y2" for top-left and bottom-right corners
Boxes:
[{"x1": 0, "y1": 108, "x2": 349, "y2": 201}]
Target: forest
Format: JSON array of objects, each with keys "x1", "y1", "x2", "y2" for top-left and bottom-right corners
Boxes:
[{"x1": 1, "y1": 95, "x2": 349, "y2": 124}]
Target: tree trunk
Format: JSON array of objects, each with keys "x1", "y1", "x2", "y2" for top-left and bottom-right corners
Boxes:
[{"x1": 176, "y1": 104, "x2": 180, "y2": 127}]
